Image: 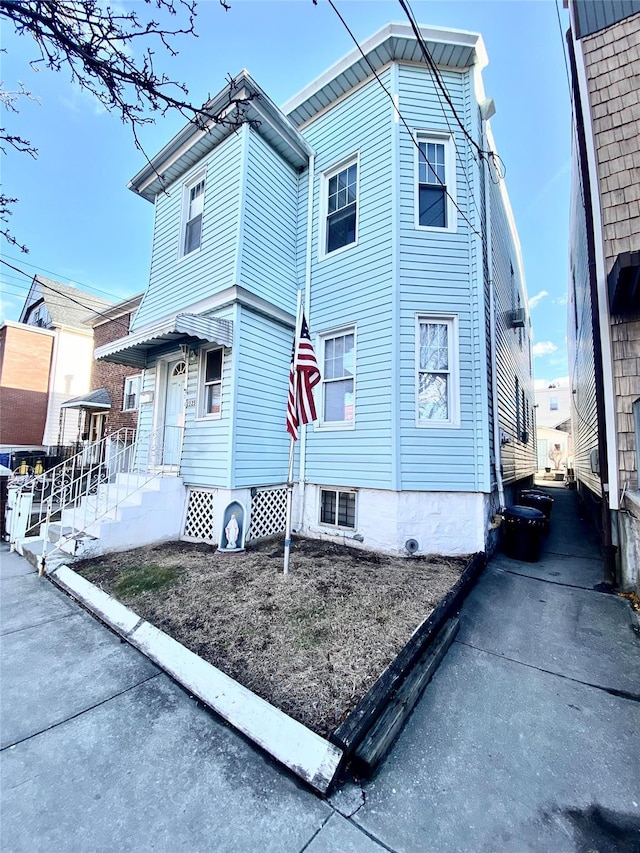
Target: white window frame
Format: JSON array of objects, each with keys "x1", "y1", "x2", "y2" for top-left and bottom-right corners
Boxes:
[
  {"x1": 196, "y1": 345, "x2": 224, "y2": 420},
  {"x1": 414, "y1": 132, "x2": 457, "y2": 233},
  {"x1": 319, "y1": 487, "x2": 357, "y2": 530},
  {"x1": 317, "y1": 325, "x2": 356, "y2": 430},
  {"x1": 179, "y1": 169, "x2": 206, "y2": 258},
  {"x1": 415, "y1": 314, "x2": 460, "y2": 428},
  {"x1": 122, "y1": 374, "x2": 141, "y2": 412},
  {"x1": 319, "y1": 153, "x2": 360, "y2": 261}
]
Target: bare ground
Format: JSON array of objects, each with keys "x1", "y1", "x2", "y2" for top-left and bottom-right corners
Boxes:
[{"x1": 73, "y1": 537, "x2": 469, "y2": 737}]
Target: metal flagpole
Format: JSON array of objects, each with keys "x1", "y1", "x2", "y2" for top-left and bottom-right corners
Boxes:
[{"x1": 283, "y1": 290, "x2": 303, "y2": 575}]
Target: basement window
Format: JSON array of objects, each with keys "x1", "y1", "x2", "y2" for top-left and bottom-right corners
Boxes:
[{"x1": 320, "y1": 488, "x2": 356, "y2": 529}]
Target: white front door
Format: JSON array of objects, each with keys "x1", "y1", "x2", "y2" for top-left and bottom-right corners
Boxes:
[{"x1": 162, "y1": 359, "x2": 186, "y2": 466}]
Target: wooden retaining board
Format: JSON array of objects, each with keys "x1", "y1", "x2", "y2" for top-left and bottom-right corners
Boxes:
[{"x1": 331, "y1": 551, "x2": 485, "y2": 758}]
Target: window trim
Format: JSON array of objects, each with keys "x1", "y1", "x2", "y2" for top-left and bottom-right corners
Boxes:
[
  {"x1": 179, "y1": 168, "x2": 206, "y2": 259},
  {"x1": 122, "y1": 374, "x2": 142, "y2": 412},
  {"x1": 319, "y1": 487, "x2": 357, "y2": 530},
  {"x1": 318, "y1": 153, "x2": 360, "y2": 261},
  {"x1": 414, "y1": 132, "x2": 457, "y2": 233},
  {"x1": 196, "y1": 345, "x2": 224, "y2": 420},
  {"x1": 415, "y1": 313, "x2": 460, "y2": 428},
  {"x1": 316, "y1": 324, "x2": 356, "y2": 430}
]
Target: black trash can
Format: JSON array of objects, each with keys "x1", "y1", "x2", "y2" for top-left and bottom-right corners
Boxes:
[
  {"x1": 502, "y1": 506, "x2": 546, "y2": 562},
  {"x1": 519, "y1": 490, "x2": 554, "y2": 529}
]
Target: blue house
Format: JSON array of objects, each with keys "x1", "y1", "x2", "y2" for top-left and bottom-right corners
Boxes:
[{"x1": 95, "y1": 22, "x2": 536, "y2": 557}]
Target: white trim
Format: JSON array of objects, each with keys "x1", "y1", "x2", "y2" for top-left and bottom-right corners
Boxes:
[
  {"x1": 178, "y1": 166, "x2": 207, "y2": 260},
  {"x1": 414, "y1": 131, "x2": 457, "y2": 233},
  {"x1": 318, "y1": 152, "x2": 360, "y2": 262},
  {"x1": 122, "y1": 374, "x2": 142, "y2": 412},
  {"x1": 574, "y1": 35, "x2": 619, "y2": 509},
  {"x1": 316, "y1": 324, "x2": 356, "y2": 431},
  {"x1": 415, "y1": 313, "x2": 461, "y2": 428},
  {"x1": 318, "y1": 486, "x2": 358, "y2": 531},
  {"x1": 195, "y1": 343, "x2": 224, "y2": 421}
]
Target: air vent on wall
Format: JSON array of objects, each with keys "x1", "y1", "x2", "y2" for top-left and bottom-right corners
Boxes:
[{"x1": 509, "y1": 308, "x2": 526, "y2": 328}]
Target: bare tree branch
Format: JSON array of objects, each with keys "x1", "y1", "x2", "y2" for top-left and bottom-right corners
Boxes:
[{"x1": 0, "y1": 0, "x2": 254, "y2": 251}]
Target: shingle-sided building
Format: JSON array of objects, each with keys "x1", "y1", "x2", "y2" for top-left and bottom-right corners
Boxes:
[
  {"x1": 97, "y1": 23, "x2": 536, "y2": 557},
  {"x1": 566, "y1": 1, "x2": 640, "y2": 590}
]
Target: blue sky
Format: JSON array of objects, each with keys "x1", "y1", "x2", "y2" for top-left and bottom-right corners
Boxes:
[{"x1": 1, "y1": 0, "x2": 571, "y2": 383}]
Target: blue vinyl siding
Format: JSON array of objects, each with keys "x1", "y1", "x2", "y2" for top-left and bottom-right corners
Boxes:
[
  {"x1": 396, "y1": 64, "x2": 484, "y2": 491},
  {"x1": 301, "y1": 72, "x2": 395, "y2": 488},
  {"x1": 133, "y1": 133, "x2": 243, "y2": 330},
  {"x1": 233, "y1": 306, "x2": 294, "y2": 487},
  {"x1": 179, "y1": 305, "x2": 236, "y2": 488},
  {"x1": 238, "y1": 130, "x2": 300, "y2": 309}
]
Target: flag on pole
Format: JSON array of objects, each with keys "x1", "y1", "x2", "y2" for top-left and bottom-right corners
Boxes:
[{"x1": 286, "y1": 313, "x2": 321, "y2": 440}]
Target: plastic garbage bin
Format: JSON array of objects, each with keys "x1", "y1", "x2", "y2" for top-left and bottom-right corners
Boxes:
[
  {"x1": 519, "y1": 490, "x2": 554, "y2": 529},
  {"x1": 502, "y1": 505, "x2": 546, "y2": 562}
]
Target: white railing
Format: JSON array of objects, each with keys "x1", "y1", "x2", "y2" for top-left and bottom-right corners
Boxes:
[{"x1": 9, "y1": 425, "x2": 183, "y2": 571}]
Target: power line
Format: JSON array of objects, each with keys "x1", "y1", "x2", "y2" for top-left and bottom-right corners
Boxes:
[
  {"x1": 0, "y1": 259, "x2": 133, "y2": 333},
  {"x1": 325, "y1": 0, "x2": 482, "y2": 239},
  {"x1": 2, "y1": 253, "x2": 134, "y2": 303}
]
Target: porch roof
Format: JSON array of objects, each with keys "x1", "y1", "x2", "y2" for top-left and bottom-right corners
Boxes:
[
  {"x1": 61, "y1": 388, "x2": 111, "y2": 410},
  {"x1": 94, "y1": 314, "x2": 233, "y2": 368}
]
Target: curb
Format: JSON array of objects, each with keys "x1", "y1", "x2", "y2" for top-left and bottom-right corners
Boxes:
[{"x1": 47, "y1": 563, "x2": 342, "y2": 795}]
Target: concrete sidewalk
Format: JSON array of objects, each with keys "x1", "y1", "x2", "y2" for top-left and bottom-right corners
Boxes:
[{"x1": 2, "y1": 484, "x2": 639, "y2": 851}]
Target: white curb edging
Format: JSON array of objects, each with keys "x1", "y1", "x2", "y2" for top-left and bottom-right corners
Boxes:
[{"x1": 48, "y1": 564, "x2": 343, "y2": 794}]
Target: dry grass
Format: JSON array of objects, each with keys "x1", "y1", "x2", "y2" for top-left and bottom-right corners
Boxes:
[{"x1": 74, "y1": 537, "x2": 468, "y2": 737}]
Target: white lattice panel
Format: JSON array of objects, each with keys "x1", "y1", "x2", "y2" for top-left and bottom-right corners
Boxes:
[
  {"x1": 183, "y1": 489, "x2": 217, "y2": 543},
  {"x1": 249, "y1": 487, "x2": 287, "y2": 540}
]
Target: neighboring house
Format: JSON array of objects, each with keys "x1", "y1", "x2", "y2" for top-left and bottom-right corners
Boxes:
[
  {"x1": 96, "y1": 22, "x2": 536, "y2": 557},
  {"x1": 1, "y1": 276, "x2": 113, "y2": 457},
  {"x1": 566, "y1": 0, "x2": 640, "y2": 590},
  {"x1": 534, "y1": 380, "x2": 573, "y2": 472},
  {"x1": 60, "y1": 294, "x2": 143, "y2": 448}
]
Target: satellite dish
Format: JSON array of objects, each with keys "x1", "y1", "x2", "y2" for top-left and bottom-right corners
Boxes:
[{"x1": 405, "y1": 538, "x2": 419, "y2": 555}]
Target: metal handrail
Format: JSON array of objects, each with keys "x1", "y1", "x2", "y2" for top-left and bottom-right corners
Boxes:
[{"x1": 10, "y1": 425, "x2": 183, "y2": 571}]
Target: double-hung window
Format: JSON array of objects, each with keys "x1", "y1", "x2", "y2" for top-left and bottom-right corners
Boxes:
[
  {"x1": 417, "y1": 316, "x2": 459, "y2": 426},
  {"x1": 323, "y1": 158, "x2": 358, "y2": 256},
  {"x1": 416, "y1": 134, "x2": 454, "y2": 230},
  {"x1": 320, "y1": 488, "x2": 356, "y2": 529},
  {"x1": 123, "y1": 375, "x2": 141, "y2": 411},
  {"x1": 320, "y1": 328, "x2": 355, "y2": 426},
  {"x1": 199, "y1": 347, "x2": 223, "y2": 418},
  {"x1": 181, "y1": 174, "x2": 205, "y2": 256}
]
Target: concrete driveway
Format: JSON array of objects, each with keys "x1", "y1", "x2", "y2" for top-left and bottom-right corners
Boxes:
[{"x1": 2, "y1": 484, "x2": 639, "y2": 851}]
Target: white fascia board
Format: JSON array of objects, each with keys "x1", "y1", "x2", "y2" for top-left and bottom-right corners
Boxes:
[
  {"x1": 1, "y1": 319, "x2": 56, "y2": 338},
  {"x1": 573, "y1": 34, "x2": 619, "y2": 508},
  {"x1": 282, "y1": 21, "x2": 484, "y2": 116}
]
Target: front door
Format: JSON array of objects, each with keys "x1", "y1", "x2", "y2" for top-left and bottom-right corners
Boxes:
[{"x1": 162, "y1": 359, "x2": 186, "y2": 466}]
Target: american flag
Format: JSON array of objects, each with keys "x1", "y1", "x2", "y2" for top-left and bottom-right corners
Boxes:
[{"x1": 286, "y1": 312, "x2": 321, "y2": 440}]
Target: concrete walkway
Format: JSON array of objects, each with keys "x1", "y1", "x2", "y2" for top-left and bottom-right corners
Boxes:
[{"x1": 2, "y1": 484, "x2": 639, "y2": 851}]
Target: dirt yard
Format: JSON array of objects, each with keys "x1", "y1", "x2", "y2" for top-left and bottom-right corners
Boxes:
[{"x1": 73, "y1": 537, "x2": 469, "y2": 737}]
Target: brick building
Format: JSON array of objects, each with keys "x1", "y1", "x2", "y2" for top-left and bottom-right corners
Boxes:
[
  {"x1": 567, "y1": 0, "x2": 640, "y2": 591},
  {"x1": 60, "y1": 294, "x2": 143, "y2": 443},
  {"x1": 0, "y1": 322, "x2": 54, "y2": 447}
]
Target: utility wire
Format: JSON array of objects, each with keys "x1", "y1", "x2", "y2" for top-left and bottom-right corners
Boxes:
[
  {"x1": 325, "y1": 0, "x2": 482, "y2": 239},
  {"x1": 2, "y1": 253, "x2": 137, "y2": 303},
  {"x1": 0, "y1": 259, "x2": 133, "y2": 333}
]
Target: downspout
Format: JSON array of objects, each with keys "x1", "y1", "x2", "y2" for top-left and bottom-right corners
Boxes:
[
  {"x1": 484, "y1": 122, "x2": 505, "y2": 512},
  {"x1": 567, "y1": 27, "x2": 616, "y2": 585},
  {"x1": 297, "y1": 154, "x2": 315, "y2": 530}
]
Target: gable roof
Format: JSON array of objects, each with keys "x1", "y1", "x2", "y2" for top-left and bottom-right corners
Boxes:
[
  {"x1": 128, "y1": 71, "x2": 314, "y2": 203},
  {"x1": 20, "y1": 276, "x2": 114, "y2": 330}
]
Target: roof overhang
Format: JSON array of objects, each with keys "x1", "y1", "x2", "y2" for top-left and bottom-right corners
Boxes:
[
  {"x1": 129, "y1": 71, "x2": 314, "y2": 202},
  {"x1": 283, "y1": 22, "x2": 486, "y2": 127},
  {"x1": 95, "y1": 314, "x2": 233, "y2": 368},
  {"x1": 608, "y1": 250, "x2": 640, "y2": 315},
  {"x1": 61, "y1": 388, "x2": 111, "y2": 411}
]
